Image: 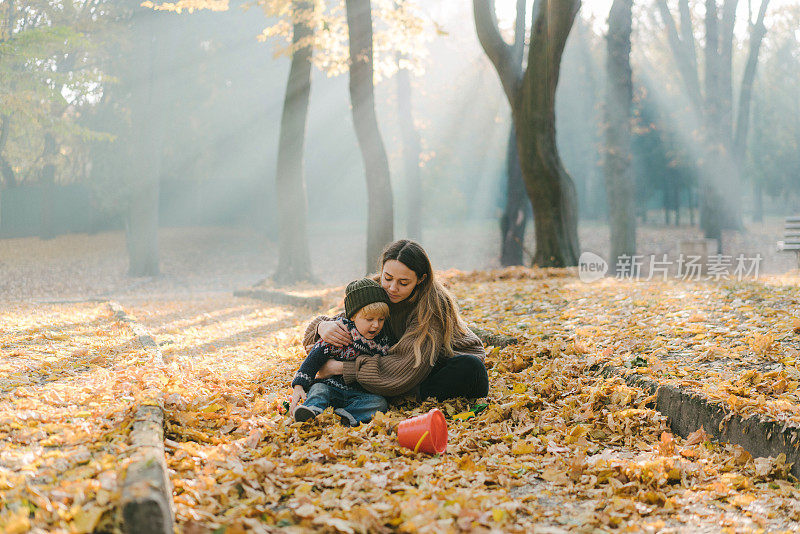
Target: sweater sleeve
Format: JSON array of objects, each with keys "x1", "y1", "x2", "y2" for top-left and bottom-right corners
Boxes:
[
  {"x1": 452, "y1": 325, "x2": 486, "y2": 361},
  {"x1": 303, "y1": 315, "x2": 332, "y2": 353},
  {"x1": 291, "y1": 344, "x2": 328, "y2": 391},
  {"x1": 341, "y1": 317, "x2": 443, "y2": 397},
  {"x1": 302, "y1": 313, "x2": 350, "y2": 353}
]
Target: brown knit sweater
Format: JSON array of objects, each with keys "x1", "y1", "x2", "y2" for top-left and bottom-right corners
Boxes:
[{"x1": 303, "y1": 299, "x2": 485, "y2": 397}]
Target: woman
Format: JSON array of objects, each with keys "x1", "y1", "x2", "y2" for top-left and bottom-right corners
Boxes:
[{"x1": 304, "y1": 239, "x2": 489, "y2": 400}]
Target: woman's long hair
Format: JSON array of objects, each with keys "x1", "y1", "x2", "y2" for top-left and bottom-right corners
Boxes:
[{"x1": 379, "y1": 240, "x2": 471, "y2": 367}]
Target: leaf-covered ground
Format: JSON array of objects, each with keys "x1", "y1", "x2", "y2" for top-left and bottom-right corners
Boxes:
[
  {"x1": 2, "y1": 268, "x2": 800, "y2": 532},
  {"x1": 0, "y1": 303, "x2": 169, "y2": 533}
]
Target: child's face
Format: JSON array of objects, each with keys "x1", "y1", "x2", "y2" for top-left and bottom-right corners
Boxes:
[{"x1": 353, "y1": 309, "x2": 386, "y2": 340}]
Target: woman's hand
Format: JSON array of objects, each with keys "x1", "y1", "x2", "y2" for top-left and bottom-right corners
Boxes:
[
  {"x1": 289, "y1": 385, "x2": 306, "y2": 416},
  {"x1": 315, "y1": 359, "x2": 345, "y2": 379},
  {"x1": 318, "y1": 319, "x2": 352, "y2": 347}
]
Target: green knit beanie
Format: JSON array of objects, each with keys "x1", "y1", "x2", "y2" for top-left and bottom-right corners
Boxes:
[{"x1": 344, "y1": 278, "x2": 389, "y2": 318}]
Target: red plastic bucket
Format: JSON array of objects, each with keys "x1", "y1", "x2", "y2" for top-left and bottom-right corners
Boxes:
[{"x1": 397, "y1": 408, "x2": 448, "y2": 454}]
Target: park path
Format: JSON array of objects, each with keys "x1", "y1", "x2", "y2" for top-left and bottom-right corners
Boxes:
[{"x1": 2, "y1": 273, "x2": 800, "y2": 532}]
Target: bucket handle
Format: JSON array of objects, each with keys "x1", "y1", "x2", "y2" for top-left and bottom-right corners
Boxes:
[{"x1": 413, "y1": 431, "x2": 430, "y2": 453}]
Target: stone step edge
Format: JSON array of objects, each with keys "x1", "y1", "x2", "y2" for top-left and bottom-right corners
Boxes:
[{"x1": 595, "y1": 363, "x2": 800, "y2": 478}]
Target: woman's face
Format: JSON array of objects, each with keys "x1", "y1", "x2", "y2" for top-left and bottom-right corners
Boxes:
[{"x1": 381, "y1": 259, "x2": 419, "y2": 303}]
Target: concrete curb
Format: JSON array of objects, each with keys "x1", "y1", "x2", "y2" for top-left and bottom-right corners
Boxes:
[
  {"x1": 121, "y1": 405, "x2": 174, "y2": 534},
  {"x1": 233, "y1": 288, "x2": 324, "y2": 308},
  {"x1": 598, "y1": 364, "x2": 800, "y2": 478},
  {"x1": 109, "y1": 301, "x2": 174, "y2": 534},
  {"x1": 109, "y1": 301, "x2": 166, "y2": 364}
]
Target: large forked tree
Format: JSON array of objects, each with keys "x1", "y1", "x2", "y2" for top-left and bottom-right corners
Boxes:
[
  {"x1": 274, "y1": 1, "x2": 315, "y2": 285},
  {"x1": 654, "y1": 0, "x2": 770, "y2": 245},
  {"x1": 603, "y1": 0, "x2": 635, "y2": 272},
  {"x1": 474, "y1": 0, "x2": 581, "y2": 267},
  {"x1": 345, "y1": 0, "x2": 394, "y2": 273}
]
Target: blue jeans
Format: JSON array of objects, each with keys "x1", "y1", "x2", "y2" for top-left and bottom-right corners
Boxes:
[{"x1": 303, "y1": 383, "x2": 388, "y2": 425}]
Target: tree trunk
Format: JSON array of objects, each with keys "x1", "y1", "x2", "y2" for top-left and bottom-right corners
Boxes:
[
  {"x1": 499, "y1": 0, "x2": 528, "y2": 266},
  {"x1": 39, "y1": 133, "x2": 56, "y2": 240},
  {"x1": 500, "y1": 126, "x2": 528, "y2": 265},
  {"x1": 573, "y1": 18, "x2": 601, "y2": 220},
  {"x1": 699, "y1": 181, "x2": 723, "y2": 250},
  {"x1": 126, "y1": 4, "x2": 165, "y2": 277},
  {"x1": 718, "y1": 0, "x2": 738, "y2": 139},
  {"x1": 704, "y1": 0, "x2": 722, "y2": 139},
  {"x1": 0, "y1": 114, "x2": 16, "y2": 187},
  {"x1": 516, "y1": 0, "x2": 581, "y2": 267},
  {"x1": 603, "y1": 0, "x2": 635, "y2": 274},
  {"x1": 664, "y1": 186, "x2": 671, "y2": 225},
  {"x1": 127, "y1": 179, "x2": 160, "y2": 276},
  {"x1": 274, "y1": 2, "x2": 315, "y2": 286},
  {"x1": 396, "y1": 54, "x2": 422, "y2": 241},
  {"x1": 0, "y1": 3, "x2": 10, "y2": 228},
  {"x1": 753, "y1": 180, "x2": 763, "y2": 223},
  {"x1": 345, "y1": 0, "x2": 394, "y2": 273}
]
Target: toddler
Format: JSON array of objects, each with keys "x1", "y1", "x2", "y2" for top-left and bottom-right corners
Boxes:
[{"x1": 290, "y1": 278, "x2": 391, "y2": 426}]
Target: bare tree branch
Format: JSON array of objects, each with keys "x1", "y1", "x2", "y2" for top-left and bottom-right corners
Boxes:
[
  {"x1": 473, "y1": 0, "x2": 520, "y2": 106},
  {"x1": 734, "y1": 0, "x2": 770, "y2": 153},
  {"x1": 678, "y1": 0, "x2": 697, "y2": 71},
  {"x1": 527, "y1": 0, "x2": 580, "y2": 85},
  {"x1": 512, "y1": 0, "x2": 526, "y2": 70},
  {"x1": 719, "y1": 0, "x2": 739, "y2": 135},
  {"x1": 656, "y1": 0, "x2": 703, "y2": 111},
  {"x1": 704, "y1": 0, "x2": 720, "y2": 115}
]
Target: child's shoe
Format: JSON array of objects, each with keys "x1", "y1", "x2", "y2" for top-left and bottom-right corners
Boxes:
[
  {"x1": 294, "y1": 405, "x2": 322, "y2": 422},
  {"x1": 334, "y1": 408, "x2": 359, "y2": 427}
]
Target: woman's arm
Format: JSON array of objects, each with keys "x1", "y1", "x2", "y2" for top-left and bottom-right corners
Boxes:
[
  {"x1": 303, "y1": 314, "x2": 351, "y2": 352},
  {"x1": 452, "y1": 326, "x2": 486, "y2": 361}
]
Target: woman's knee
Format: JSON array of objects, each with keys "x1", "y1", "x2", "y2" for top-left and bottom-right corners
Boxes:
[
  {"x1": 469, "y1": 356, "x2": 489, "y2": 397},
  {"x1": 453, "y1": 354, "x2": 489, "y2": 397}
]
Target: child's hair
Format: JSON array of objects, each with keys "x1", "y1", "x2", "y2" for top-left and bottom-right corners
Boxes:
[{"x1": 355, "y1": 301, "x2": 389, "y2": 319}]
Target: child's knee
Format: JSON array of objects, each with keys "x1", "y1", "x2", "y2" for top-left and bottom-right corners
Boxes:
[
  {"x1": 307, "y1": 382, "x2": 329, "y2": 396},
  {"x1": 306, "y1": 383, "x2": 334, "y2": 404}
]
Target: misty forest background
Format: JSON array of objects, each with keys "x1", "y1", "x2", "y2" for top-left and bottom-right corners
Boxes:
[{"x1": 2, "y1": 0, "x2": 799, "y2": 292}]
